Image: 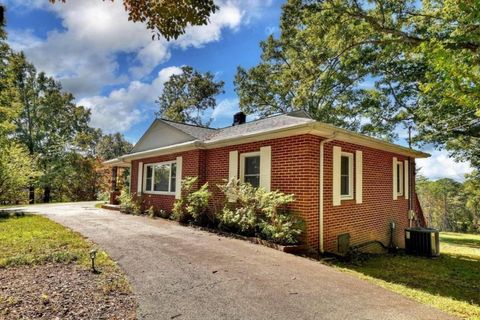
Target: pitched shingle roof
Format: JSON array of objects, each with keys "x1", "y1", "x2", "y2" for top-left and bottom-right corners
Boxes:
[
  {"x1": 160, "y1": 111, "x2": 313, "y2": 143},
  {"x1": 160, "y1": 119, "x2": 217, "y2": 140},
  {"x1": 204, "y1": 111, "x2": 314, "y2": 143}
]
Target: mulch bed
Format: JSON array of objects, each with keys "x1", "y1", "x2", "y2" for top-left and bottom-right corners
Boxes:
[{"x1": 0, "y1": 263, "x2": 136, "y2": 320}]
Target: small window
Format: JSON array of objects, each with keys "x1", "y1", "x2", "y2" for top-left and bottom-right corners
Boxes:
[
  {"x1": 340, "y1": 153, "x2": 353, "y2": 199},
  {"x1": 240, "y1": 152, "x2": 261, "y2": 188},
  {"x1": 144, "y1": 161, "x2": 176, "y2": 194},
  {"x1": 397, "y1": 162, "x2": 404, "y2": 196}
]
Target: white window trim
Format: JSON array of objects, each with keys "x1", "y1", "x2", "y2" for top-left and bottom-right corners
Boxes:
[
  {"x1": 397, "y1": 161, "x2": 404, "y2": 197},
  {"x1": 340, "y1": 152, "x2": 354, "y2": 200},
  {"x1": 143, "y1": 160, "x2": 177, "y2": 195},
  {"x1": 239, "y1": 151, "x2": 261, "y2": 186}
]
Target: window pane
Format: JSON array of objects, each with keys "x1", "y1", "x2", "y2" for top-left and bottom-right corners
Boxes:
[
  {"x1": 341, "y1": 176, "x2": 349, "y2": 196},
  {"x1": 245, "y1": 175, "x2": 260, "y2": 188},
  {"x1": 154, "y1": 165, "x2": 170, "y2": 192},
  {"x1": 341, "y1": 156, "x2": 349, "y2": 175},
  {"x1": 245, "y1": 156, "x2": 260, "y2": 175},
  {"x1": 146, "y1": 166, "x2": 153, "y2": 191},
  {"x1": 170, "y1": 163, "x2": 176, "y2": 192}
]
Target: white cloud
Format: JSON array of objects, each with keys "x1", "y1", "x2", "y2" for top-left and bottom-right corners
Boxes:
[
  {"x1": 417, "y1": 149, "x2": 473, "y2": 181},
  {"x1": 79, "y1": 66, "x2": 183, "y2": 133},
  {"x1": 212, "y1": 98, "x2": 239, "y2": 119},
  {"x1": 6, "y1": 0, "x2": 274, "y2": 133},
  {"x1": 7, "y1": 0, "x2": 271, "y2": 98}
]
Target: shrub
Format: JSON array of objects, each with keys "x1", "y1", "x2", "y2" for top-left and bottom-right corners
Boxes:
[
  {"x1": 146, "y1": 206, "x2": 155, "y2": 218},
  {"x1": 97, "y1": 191, "x2": 109, "y2": 202},
  {"x1": 172, "y1": 177, "x2": 212, "y2": 225},
  {"x1": 117, "y1": 190, "x2": 141, "y2": 215},
  {"x1": 217, "y1": 178, "x2": 304, "y2": 244},
  {"x1": 217, "y1": 179, "x2": 258, "y2": 235}
]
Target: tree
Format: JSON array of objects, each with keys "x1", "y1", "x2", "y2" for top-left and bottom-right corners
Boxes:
[
  {"x1": 0, "y1": 17, "x2": 20, "y2": 144},
  {"x1": 156, "y1": 66, "x2": 224, "y2": 126},
  {"x1": 95, "y1": 132, "x2": 133, "y2": 160},
  {"x1": 417, "y1": 176, "x2": 476, "y2": 232},
  {"x1": 0, "y1": 143, "x2": 37, "y2": 204},
  {"x1": 235, "y1": 0, "x2": 480, "y2": 162},
  {"x1": 51, "y1": 0, "x2": 217, "y2": 41},
  {"x1": 10, "y1": 53, "x2": 94, "y2": 203}
]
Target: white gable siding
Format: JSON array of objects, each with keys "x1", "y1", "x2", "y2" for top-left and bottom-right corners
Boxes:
[{"x1": 131, "y1": 120, "x2": 195, "y2": 153}]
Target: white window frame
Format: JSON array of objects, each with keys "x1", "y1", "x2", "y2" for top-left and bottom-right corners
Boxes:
[
  {"x1": 340, "y1": 152, "x2": 354, "y2": 200},
  {"x1": 143, "y1": 160, "x2": 177, "y2": 195},
  {"x1": 397, "y1": 161, "x2": 404, "y2": 196},
  {"x1": 239, "y1": 151, "x2": 261, "y2": 187}
]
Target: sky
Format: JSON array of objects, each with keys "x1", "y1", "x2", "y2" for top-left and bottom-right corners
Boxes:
[{"x1": 3, "y1": 0, "x2": 473, "y2": 181}]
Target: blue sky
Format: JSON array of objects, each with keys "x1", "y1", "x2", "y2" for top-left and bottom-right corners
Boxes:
[{"x1": 3, "y1": 0, "x2": 473, "y2": 180}]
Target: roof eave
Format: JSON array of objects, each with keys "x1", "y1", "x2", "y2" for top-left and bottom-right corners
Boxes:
[{"x1": 311, "y1": 123, "x2": 430, "y2": 158}]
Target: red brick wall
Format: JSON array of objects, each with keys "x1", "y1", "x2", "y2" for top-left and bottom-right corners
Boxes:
[
  {"x1": 322, "y1": 140, "x2": 412, "y2": 253},
  {"x1": 204, "y1": 134, "x2": 321, "y2": 249},
  {"x1": 128, "y1": 134, "x2": 418, "y2": 253},
  {"x1": 130, "y1": 149, "x2": 206, "y2": 211}
]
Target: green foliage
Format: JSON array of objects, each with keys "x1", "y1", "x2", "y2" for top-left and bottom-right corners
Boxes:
[
  {"x1": 235, "y1": 0, "x2": 480, "y2": 166},
  {"x1": 217, "y1": 179, "x2": 259, "y2": 235},
  {"x1": 256, "y1": 189, "x2": 303, "y2": 244},
  {"x1": 172, "y1": 176, "x2": 212, "y2": 224},
  {"x1": 156, "y1": 65, "x2": 224, "y2": 126},
  {"x1": 217, "y1": 179, "x2": 304, "y2": 244},
  {"x1": 0, "y1": 143, "x2": 37, "y2": 204},
  {"x1": 95, "y1": 132, "x2": 133, "y2": 160},
  {"x1": 417, "y1": 175, "x2": 479, "y2": 233},
  {"x1": 117, "y1": 190, "x2": 141, "y2": 215},
  {"x1": 146, "y1": 205, "x2": 155, "y2": 218},
  {"x1": 8, "y1": 52, "x2": 96, "y2": 203}
]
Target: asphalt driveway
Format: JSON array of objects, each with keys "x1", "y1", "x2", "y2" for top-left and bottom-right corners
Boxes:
[{"x1": 13, "y1": 202, "x2": 453, "y2": 320}]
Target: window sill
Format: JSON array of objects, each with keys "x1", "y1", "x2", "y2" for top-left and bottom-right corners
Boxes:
[
  {"x1": 341, "y1": 195, "x2": 354, "y2": 201},
  {"x1": 143, "y1": 191, "x2": 176, "y2": 196}
]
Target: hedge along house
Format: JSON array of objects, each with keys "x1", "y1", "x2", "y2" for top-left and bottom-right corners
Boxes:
[{"x1": 104, "y1": 111, "x2": 429, "y2": 254}]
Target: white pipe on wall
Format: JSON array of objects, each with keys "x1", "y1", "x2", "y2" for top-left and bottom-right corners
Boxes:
[{"x1": 319, "y1": 133, "x2": 336, "y2": 253}]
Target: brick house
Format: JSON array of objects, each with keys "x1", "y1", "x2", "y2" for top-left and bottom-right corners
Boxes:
[{"x1": 104, "y1": 111, "x2": 429, "y2": 253}]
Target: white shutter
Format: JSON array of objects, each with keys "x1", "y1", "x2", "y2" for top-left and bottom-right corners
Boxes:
[
  {"x1": 393, "y1": 157, "x2": 398, "y2": 200},
  {"x1": 260, "y1": 146, "x2": 271, "y2": 192},
  {"x1": 137, "y1": 161, "x2": 143, "y2": 194},
  {"x1": 404, "y1": 159, "x2": 409, "y2": 200},
  {"x1": 175, "y1": 156, "x2": 183, "y2": 199},
  {"x1": 228, "y1": 151, "x2": 238, "y2": 180},
  {"x1": 355, "y1": 150, "x2": 363, "y2": 204},
  {"x1": 333, "y1": 146, "x2": 342, "y2": 206}
]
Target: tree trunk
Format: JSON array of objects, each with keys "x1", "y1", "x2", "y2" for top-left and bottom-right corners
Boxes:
[
  {"x1": 43, "y1": 186, "x2": 51, "y2": 203},
  {"x1": 29, "y1": 185, "x2": 35, "y2": 204}
]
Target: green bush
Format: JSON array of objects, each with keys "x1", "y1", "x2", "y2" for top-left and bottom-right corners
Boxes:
[
  {"x1": 217, "y1": 179, "x2": 258, "y2": 235},
  {"x1": 217, "y1": 178, "x2": 304, "y2": 244},
  {"x1": 146, "y1": 206, "x2": 155, "y2": 218},
  {"x1": 117, "y1": 190, "x2": 141, "y2": 215},
  {"x1": 172, "y1": 177, "x2": 212, "y2": 225}
]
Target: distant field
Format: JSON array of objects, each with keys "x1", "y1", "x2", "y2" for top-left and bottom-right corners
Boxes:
[{"x1": 333, "y1": 232, "x2": 480, "y2": 319}]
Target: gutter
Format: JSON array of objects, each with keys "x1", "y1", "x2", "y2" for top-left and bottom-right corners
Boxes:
[
  {"x1": 319, "y1": 133, "x2": 336, "y2": 253},
  {"x1": 102, "y1": 140, "x2": 201, "y2": 165}
]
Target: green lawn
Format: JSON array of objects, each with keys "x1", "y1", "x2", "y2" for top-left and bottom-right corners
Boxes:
[
  {"x1": 0, "y1": 211, "x2": 130, "y2": 293},
  {"x1": 333, "y1": 232, "x2": 480, "y2": 319}
]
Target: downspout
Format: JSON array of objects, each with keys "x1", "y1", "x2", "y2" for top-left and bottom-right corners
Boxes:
[
  {"x1": 319, "y1": 133, "x2": 336, "y2": 253},
  {"x1": 408, "y1": 156, "x2": 416, "y2": 227}
]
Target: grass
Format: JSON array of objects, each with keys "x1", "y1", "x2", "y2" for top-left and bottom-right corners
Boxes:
[
  {"x1": 332, "y1": 232, "x2": 480, "y2": 319},
  {"x1": 0, "y1": 211, "x2": 130, "y2": 294}
]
